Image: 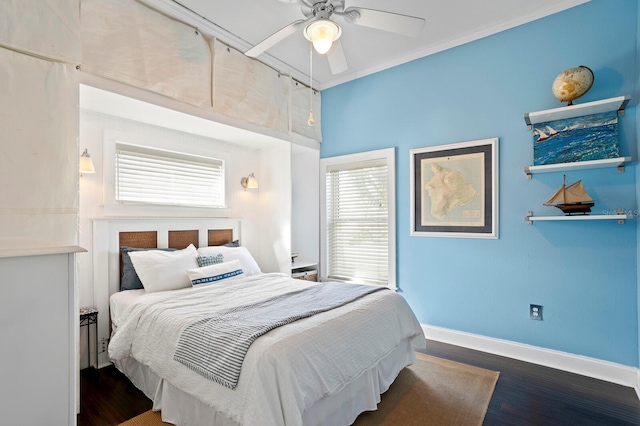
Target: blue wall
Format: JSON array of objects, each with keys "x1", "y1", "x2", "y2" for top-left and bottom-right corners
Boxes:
[
  {"x1": 636, "y1": 0, "x2": 640, "y2": 371},
  {"x1": 321, "y1": 0, "x2": 639, "y2": 366}
]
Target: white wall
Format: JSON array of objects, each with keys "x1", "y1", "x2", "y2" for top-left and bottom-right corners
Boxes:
[
  {"x1": 257, "y1": 144, "x2": 293, "y2": 274},
  {"x1": 292, "y1": 145, "x2": 320, "y2": 266},
  {"x1": 78, "y1": 113, "x2": 256, "y2": 261}
]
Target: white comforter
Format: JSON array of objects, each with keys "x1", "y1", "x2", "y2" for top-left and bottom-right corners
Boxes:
[{"x1": 109, "y1": 273, "x2": 425, "y2": 426}]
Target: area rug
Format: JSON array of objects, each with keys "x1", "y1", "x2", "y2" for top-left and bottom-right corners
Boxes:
[{"x1": 119, "y1": 353, "x2": 499, "y2": 426}]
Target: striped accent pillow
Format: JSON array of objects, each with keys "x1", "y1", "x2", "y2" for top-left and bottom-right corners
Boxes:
[
  {"x1": 197, "y1": 253, "x2": 224, "y2": 267},
  {"x1": 187, "y1": 259, "x2": 244, "y2": 286}
]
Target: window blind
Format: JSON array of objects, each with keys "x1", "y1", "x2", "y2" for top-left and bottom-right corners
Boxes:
[
  {"x1": 326, "y1": 159, "x2": 388, "y2": 286},
  {"x1": 115, "y1": 143, "x2": 225, "y2": 208}
]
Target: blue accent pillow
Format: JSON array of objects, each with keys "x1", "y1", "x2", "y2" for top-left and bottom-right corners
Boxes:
[
  {"x1": 224, "y1": 240, "x2": 240, "y2": 247},
  {"x1": 197, "y1": 253, "x2": 224, "y2": 267},
  {"x1": 120, "y1": 246, "x2": 175, "y2": 291},
  {"x1": 186, "y1": 259, "x2": 244, "y2": 286}
]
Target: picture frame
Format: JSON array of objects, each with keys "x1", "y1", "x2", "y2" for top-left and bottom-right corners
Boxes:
[
  {"x1": 410, "y1": 138, "x2": 498, "y2": 239},
  {"x1": 532, "y1": 111, "x2": 619, "y2": 166}
]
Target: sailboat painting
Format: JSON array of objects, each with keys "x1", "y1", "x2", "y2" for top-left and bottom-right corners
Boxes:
[
  {"x1": 533, "y1": 111, "x2": 619, "y2": 166},
  {"x1": 543, "y1": 175, "x2": 594, "y2": 215}
]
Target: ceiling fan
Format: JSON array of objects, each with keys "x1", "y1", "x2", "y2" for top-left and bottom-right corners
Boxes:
[{"x1": 244, "y1": 0, "x2": 425, "y2": 75}]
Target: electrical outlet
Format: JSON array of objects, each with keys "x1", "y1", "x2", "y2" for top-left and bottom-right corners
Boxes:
[
  {"x1": 530, "y1": 304, "x2": 543, "y2": 320},
  {"x1": 99, "y1": 337, "x2": 109, "y2": 353}
]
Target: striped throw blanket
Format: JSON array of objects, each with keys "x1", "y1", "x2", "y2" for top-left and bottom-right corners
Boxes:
[{"x1": 173, "y1": 281, "x2": 386, "y2": 389}]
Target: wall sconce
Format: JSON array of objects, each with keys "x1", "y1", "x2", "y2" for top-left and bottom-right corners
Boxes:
[
  {"x1": 240, "y1": 173, "x2": 258, "y2": 191},
  {"x1": 79, "y1": 148, "x2": 95, "y2": 175}
]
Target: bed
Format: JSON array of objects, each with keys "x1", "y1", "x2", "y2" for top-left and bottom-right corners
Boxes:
[{"x1": 102, "y1": 222, "x2": 426, "y2": 426}]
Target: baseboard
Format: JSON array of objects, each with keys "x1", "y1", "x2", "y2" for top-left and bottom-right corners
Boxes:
[{"x1": 423, "y1": 324, "x2": 638, "y2": 389}]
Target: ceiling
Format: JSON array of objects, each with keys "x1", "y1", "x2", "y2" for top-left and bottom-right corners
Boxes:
[{"x1": 147, "y1": 0, "x2": 589, "y2": 90}]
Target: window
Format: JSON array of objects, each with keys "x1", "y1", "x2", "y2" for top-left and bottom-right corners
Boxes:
[
  {"x1": 115, "y1": 142, "x2": 225, "y2": 208},
  {"x1": 321, "y1": 148, "x2": 396, "y2": 288}
]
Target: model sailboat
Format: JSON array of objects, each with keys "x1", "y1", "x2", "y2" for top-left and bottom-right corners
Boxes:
[{"x1": 543, "y1": 175, "x2": 594, "y2": 215}]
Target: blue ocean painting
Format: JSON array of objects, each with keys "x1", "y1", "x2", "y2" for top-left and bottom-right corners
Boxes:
[{"x1": 533, "y1": 111, "x2": 619, "y2": 166}]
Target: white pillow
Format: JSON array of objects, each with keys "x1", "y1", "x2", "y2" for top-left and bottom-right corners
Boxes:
[
  {"x1": 187, "y1": 259, "x2": 244, "y2": 286},
  {"x1": 196, "y1": 246, "x2": 262, "y2": 276},
  {"x1": 129, "y1": 244, "x2": 198, "y2": 293}
]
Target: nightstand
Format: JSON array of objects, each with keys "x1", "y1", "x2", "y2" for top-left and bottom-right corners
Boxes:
[
  {"x1": 80, "y1": 307, "x2": 98, "y2": 369},
  {"x1": 291, "y1": 260, "x2": 318, "y2": 282}
]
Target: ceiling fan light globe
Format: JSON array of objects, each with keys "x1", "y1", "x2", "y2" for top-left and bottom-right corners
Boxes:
[
  {"x1": 313, "y1": 39, "x2": 333, "y2": 54},
  {"x1": 304, "y1": 19, "x2": 341, "y2": 54}
]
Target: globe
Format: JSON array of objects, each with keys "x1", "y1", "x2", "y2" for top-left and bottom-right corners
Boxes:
[{"x1": 551, "y1": 65, "x2": 594, "y2": 105}]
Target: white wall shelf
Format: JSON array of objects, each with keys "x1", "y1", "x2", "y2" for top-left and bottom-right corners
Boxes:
[
  {"x1": 525, "y1": 210, "x2": 631, "y2": 225},
  {"x1": 523, "y1": 95, "x2": 630, "y2": 130},
  {"x1": 523, "y1": 96, "x2": 633, "y2": 221},
  {"x1": 291, "y1": 260, "x2": 318, "y2": 270},
  {"x1": 524, "y1": 157, "x2": 631, "y2": 179}
]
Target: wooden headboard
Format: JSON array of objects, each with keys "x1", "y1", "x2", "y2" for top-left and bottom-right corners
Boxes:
[
  {"x1": 118, "y1": 228, "x2": 234, "y2": 285},
  {"x1": 92, "y1": 217, "x2": 243, "y2": 367}
]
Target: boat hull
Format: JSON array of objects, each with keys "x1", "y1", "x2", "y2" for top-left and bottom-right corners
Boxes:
[{"x1": 553, "y1": 202, "x2": 595, "y2": 215}]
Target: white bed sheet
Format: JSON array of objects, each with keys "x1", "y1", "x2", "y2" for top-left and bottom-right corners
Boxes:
[
  {"x1": 110, "y1": 288, "x2": 145, "y2": 330},
  {"x1": 109, "y1": 273, "x2": 425, "y2": 426}
]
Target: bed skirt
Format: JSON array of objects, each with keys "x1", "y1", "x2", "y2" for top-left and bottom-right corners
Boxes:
[{"x1": 114, "y1": 337, "x2": 416, "y2": 426}]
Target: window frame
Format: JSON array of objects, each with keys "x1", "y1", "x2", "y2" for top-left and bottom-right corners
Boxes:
[
  {"x1": 103, "y1": 129, "x2": 232, "y2": 217},
  {"x1": 320, "y1": 147, "x2": 396, "y2": 289},
  {"x1": 114, "y1": 142, "x2": 225, "y2": 208}
]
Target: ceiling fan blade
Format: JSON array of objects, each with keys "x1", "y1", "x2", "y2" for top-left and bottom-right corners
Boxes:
[
  {"x1": 245, "y1": 18, "x2": 311, "y2": 58},
  {"x1": 344, "y1": 7, "x2": 425, "y2": 38},
  {"x1": 327, "y1": 38, "x2": 348, "y2": 74}
]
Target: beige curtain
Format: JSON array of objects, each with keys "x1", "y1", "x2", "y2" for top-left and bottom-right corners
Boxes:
[
  {"x1": 81, "y1": 0, "x2": 212, "y2": 108},
  {"x1": 0, "y1": 0, "x2": 81, "y2": 64},
  {"x1": 0, "y1": 48, "x2": 79, "y2": 250},
  {"x1": 80, "y1": 0, "x2": 322, "y2": 142},
  {"x1": 211, "y1": 39, "x2": 289, "y2": 133}
]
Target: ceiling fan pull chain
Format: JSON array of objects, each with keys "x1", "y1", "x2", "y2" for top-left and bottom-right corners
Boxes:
[{"x1": 307, "y1": 43, "x2": 315, "y2": 127}]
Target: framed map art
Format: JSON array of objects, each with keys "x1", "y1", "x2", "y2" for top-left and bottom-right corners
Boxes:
[{"x1": 410, "y1": 138, "x2": 498, "y2": 238}]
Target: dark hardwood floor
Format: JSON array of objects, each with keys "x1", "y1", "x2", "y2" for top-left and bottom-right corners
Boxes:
[
  {"x1": 78, "y1": 365, "x2": 152, "y2": 426},
  {"x1": 424, "y1": 340, "x2": 640, "y2": 425},
  {"x1": 78, "y1": 340, "x2": 640, "y2": 425}
]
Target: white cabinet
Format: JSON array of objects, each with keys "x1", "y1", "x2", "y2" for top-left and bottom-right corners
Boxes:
[{"x1": 0, "y1": 249, "x2": 82, "y2": 426}]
